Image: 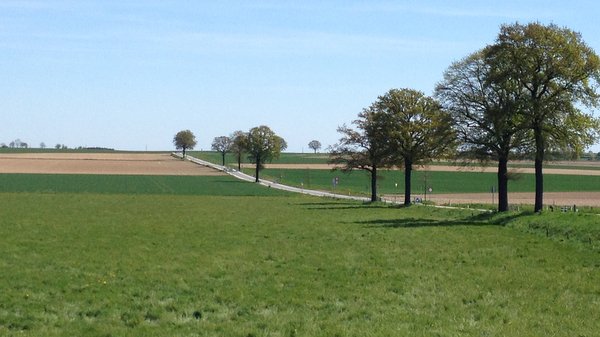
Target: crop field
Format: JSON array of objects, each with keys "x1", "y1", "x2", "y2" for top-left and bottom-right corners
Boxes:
[
  {"x1": 1, "y1": 153, "x2": 600, "y2": 336},
  {"x1": 253, "y1": 168, "x2": 600, "y2": 194},
  {"x1": 0, "y1": 174, "x2": 288, "y2": 196}
]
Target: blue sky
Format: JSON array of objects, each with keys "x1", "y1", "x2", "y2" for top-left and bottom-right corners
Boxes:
[{"x1": 1, "y1": 0, "x2": 599, "y2": 152}]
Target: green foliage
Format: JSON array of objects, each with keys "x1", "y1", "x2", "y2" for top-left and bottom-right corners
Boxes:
[
  {"x1": 211, "y1": 136, "x2": 233, "y2": 166},
  {"x1": 173, "y1": 130, "x2": 197, "y2": 157},
  {"x1": 246, "y1": 125, "x2": 286, "y2": 181},
  {"x1": 1, "y1": 193, "x2": 599, "y2": 336},
  {"x1": 486, "y1": 22, "x2": 600, "y2": 211}
]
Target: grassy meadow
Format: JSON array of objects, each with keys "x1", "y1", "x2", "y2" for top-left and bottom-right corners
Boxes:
[{"x1": 0, "y1": 170, "x2": 599, "y2": 336}]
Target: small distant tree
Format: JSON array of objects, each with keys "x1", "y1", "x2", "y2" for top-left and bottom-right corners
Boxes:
[
  {"x1": 230, "y1": 130, "x2": 248, "y2": 171},
  {"x1": 211, "y1": 136, "x2": 232, "y2": 166},
  {"x1": 246, "y1": 125, "x2": 285, "y2": 182},
  {"x1": 308, "y1": 140, "x2": 322, "y2": 153},
  {"x1": 40, "y1": 142, "x2": 46, "y2": 149},
  {"x1": 173, "y1": 129, "x2": 197, "y2": 158}
]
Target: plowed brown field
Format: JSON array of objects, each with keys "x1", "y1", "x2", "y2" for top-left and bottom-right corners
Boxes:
[{"x1": 0, "y1": 153, "x2": 223, "y2": 176}]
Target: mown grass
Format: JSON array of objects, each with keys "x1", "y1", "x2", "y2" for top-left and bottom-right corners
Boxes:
[
  {"x1": 0, "y1": 174, "x2": 288, "y2": 196},
  {"x1": 1, "y1": 192, "x2": 599, "y2": 336}
]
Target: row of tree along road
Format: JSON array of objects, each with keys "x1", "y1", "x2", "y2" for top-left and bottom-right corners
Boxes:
[
  {"x1": 176, "y1": 22, "x2": 600, "y2": 213},
  {"x1": 174, "y1": 126, "x2": 286, "y2": 183}
]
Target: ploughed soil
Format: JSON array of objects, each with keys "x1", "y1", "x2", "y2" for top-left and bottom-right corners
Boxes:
[
  {"x1": 383, "y1": 192, "x2": 600, "y2": 207},
  {"x1": 0, "y1": 153, "x2": 224, "y2": 176}
]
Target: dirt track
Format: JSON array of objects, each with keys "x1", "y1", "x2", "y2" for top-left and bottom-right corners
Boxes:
[{"x1": 0, "y1": 153, "x2": 224, "y2": 176}]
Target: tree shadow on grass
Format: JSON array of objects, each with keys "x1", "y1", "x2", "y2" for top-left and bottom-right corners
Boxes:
[{"x1": 358, "y1": 211, "x2": 528, "y2": 229}]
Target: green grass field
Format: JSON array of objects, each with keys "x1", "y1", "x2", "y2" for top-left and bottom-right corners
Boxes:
[
  {"x1": 1, "y1": 170, "x2": 600, "y2": 336},
  {"x1": 1, "y1": 191, "x2": 599, "y2": 336},
  {"x1": 191, "y1": 151, "x2": 331, "y2": 165},
  {"x1": 253, "y1": 168, "x2": 600, "y2": 195},
  {"x1": 0, "y1": 174, "x2": 288, "y2": 196}
]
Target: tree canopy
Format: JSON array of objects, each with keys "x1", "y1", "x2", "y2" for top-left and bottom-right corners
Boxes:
[
  {"x1": 308, "y1": 140, "x2": 322, "y2": 153},
  {"x1": 378, "y1": 88, "x2": 456, "y2": 205},
  {"x1": 436, "y1": 50, "x2": 528, "y2": 211},
  {"x1": 329, "y1": 103, "x2": 396, "y2": 202},
  {"x1": 173, "y1": 130, "x2": 197, "y2": 158},
  {"x1": 230, "y1": 130, "x2": 248, "y2": 171},
  {"x1": 485, "y1": 22, "x2": 600, "y2": 212},
  {"x1": 246, "y1": 125, "x2": 286, "y2": 182},
  {"x1": 211, "y1": 136, "x2": 232, "y2": 166}
]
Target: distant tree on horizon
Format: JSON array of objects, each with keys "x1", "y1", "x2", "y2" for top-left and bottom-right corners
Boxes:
[
  {"x1": 211, "y1": 136, "x2": 232, "y2": 166},
  {"x1": 173, "y1": 129, "x2": 197, "y2": 158},
  {"x1": 308, "y1": 140, "x2": 322, "y2": 153}
]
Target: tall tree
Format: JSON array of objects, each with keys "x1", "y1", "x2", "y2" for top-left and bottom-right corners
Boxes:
[
  {"x1": 173, "y1": 129, "x2": 197, "y2": 158},
  {"x1": 246, "y1": 125, "x2": 285, "y2": 182},
  {"x1": 436, "y1": 51, "x2": 528, "y2": 212},
  {"x1": 211, "y1": 136, "x2": 232, "y2": 166},
  {"x1": 379, "y1": 89, "x2": 456, "y2": 206},
  {"x1": 329, "y1": 105, "x2": 393, "y2": 202},
  {"x1": 230, "y1": 130, "x2": 248, "y2": 171},
  {"x1": 486, "y1": 22, "x2": 600, "y2": 212},
  {"x1": 308, "y1": 140, "x2": 322, "y2": 153}
]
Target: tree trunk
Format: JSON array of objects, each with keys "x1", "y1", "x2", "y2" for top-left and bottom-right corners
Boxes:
[
  {"x1": 221, "y1": 152, "x2": 226, "y2": 166},
  {"x1": 370, "y1": 166, "x2": 378, "y2": 202},
  {"x1": 534, "y1": 127, "x2": 544, "y2": 212},
  {"x1": 497, "y1": 156, "x2": 509, "y2": 212},
  {"x1": 404, "y1": 157, "x2": 412, "y2": 206},
  {"x1": 237, "y1": 153, "x2": 241, "y2": 171},
  {"x1": 255, "y1": 154, "x2": 260, "y2": 183},
  {"x1": 182, "y1": 146, "x2": 186, "y2": 158}
]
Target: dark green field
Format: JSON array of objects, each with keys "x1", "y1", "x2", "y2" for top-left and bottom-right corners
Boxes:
[
  {"x1": 0, "y1": 174, "x2": 288, "y2": 196},
  {"x1": 191, "y1": 151, "x2": 330, "y2": 165},
  {"x1": 1, "y1": 171, "x2": 599, "y2": 336},
  {"x1": 254, "y1": 168, "x2": 600, "y2": 195}
]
